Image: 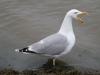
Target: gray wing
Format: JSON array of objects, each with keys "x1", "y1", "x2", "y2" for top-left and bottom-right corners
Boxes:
[{"x1": 29, "y1": 33, "x2": 68, "y2": 55}]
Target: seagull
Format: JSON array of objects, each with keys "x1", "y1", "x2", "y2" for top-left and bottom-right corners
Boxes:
[{"x1": 15, "y1": 9, "x2": 88, "y2": 66}]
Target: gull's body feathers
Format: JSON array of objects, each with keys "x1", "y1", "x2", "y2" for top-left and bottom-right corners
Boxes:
[{"x1": 28, "y1": 33, "x2": 68, "y2": 56}]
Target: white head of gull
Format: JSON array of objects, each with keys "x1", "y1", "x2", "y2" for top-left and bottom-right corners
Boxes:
[
  {"x1": 15, "y1": 9, "x2": 88, "y2": 66},
  {"x1": 59, "y1": 9, "x2": 88, "y2": 35}
]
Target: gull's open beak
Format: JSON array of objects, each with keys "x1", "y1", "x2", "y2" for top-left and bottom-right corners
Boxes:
[{"x1": 76, "y1": 12, "x2": 88, "y2": 24}]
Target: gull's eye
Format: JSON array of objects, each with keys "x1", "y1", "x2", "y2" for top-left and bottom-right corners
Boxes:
[{"x1": 74, "y1": 12, "x2": 78, "y2": 14}]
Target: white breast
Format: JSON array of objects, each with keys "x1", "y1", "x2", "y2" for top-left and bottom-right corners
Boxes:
[
  {"x1": 65, "y1": 32, "x2": 75, "y2": 54},
  {"x1": 67, "y1": 32, "x2": 76, "y2": 46},
  {"x1": 59, "y1": 32, "x2": 76, "y2": 55}
]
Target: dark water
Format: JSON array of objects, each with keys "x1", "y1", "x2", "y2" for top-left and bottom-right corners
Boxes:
[{"x1": 0, "y1": 0, "x2": 100, "y2": 70}]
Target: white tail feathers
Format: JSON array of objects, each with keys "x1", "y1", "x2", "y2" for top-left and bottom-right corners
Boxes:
[{"x1": 15, "y1": 49, "x2": 20, "y2": 52}]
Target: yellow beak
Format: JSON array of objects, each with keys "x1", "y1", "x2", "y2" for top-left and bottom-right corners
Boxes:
[{"x1": 76, "y1": 12, "x2": 88, "y2": 23}]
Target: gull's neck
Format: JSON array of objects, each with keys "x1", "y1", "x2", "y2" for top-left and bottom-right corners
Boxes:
[{"x1": 58, "y1": 15, "x2": 74, "y2": 36}]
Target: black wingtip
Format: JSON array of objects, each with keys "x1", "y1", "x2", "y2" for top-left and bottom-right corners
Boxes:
[{"x1": 15, "y1": 47, "x2": 38, "y2": 54}]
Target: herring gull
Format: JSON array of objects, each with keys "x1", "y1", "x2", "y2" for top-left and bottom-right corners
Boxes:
[{"x1": 15, "y1": 9, "x2": 88, "y2": 66}]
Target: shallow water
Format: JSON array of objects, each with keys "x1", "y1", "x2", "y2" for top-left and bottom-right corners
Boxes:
[{"x1": 0, "y1": 0, "x2": 100, "y2": 70}]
